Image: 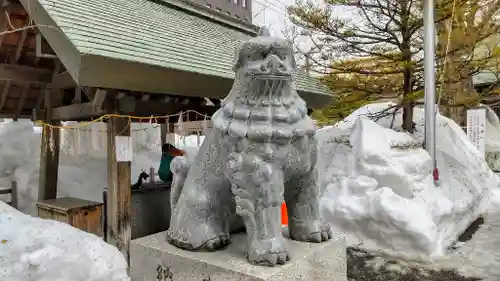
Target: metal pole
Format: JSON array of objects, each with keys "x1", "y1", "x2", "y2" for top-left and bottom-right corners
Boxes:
[{"x1": 423, "y1": 0, "x2": 438, "y2": 183}]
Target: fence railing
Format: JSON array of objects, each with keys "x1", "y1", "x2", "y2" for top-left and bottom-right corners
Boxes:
[{"x1": 0, "y1": 181, "x2": 18, "y2": 209}]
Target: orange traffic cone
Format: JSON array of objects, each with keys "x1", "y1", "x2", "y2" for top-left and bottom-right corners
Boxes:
[{"x1": 281, "y1": 202, "x2": 288, "y2": 225}]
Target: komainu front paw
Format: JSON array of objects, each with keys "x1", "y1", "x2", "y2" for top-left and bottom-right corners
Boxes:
[
  {"x1": 247, "y1": 237, "x2": 290, "y2": 266},
  {"x1": 166, "y1": 223, "x2": 231, "y2": 251},
  {"x1": 289, "y1": 219, "x2": 332, "y2": 243}
]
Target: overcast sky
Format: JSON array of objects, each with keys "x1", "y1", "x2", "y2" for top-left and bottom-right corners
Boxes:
[
  {"x1": 251, "y1": 0, "x2": 351, "y2": 61},
  {"x1": 251, "y1": 0, "x2": 296, "y2": 38}
]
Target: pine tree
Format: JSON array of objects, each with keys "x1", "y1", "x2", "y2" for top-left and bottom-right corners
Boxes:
[{"x1": 288, "y1": 0, "x2": 500, "y2": 130}]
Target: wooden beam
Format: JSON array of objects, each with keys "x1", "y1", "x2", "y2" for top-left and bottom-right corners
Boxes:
[
  {"x1": 13, "y1": 83, "x2": 29, "y2": 121},
  {"x1": 38, "y1": 87, "x2": 61, "y2": 200},
  {"x1": 128, "y1": 100, "x2": 219, "y2": 117},
  {"x1": 35, "y1": 98, "x2": 219, "y2": 121},
  {"x1": 92, "y1": 89, "x2": 107, "y2": 111},
  {"x1": 50, "y1": 102, "x2": 104, "y2": 121},
  {"x1": 34, "y1": 86, "x2": 44, "y2": 115},
  {"x1": 36, "y1": 88, "x2": 106, "y2": 121},
  {"x1": 72, "y1": 87, "x2": 82, "y2": 103},
  {"x1": 52, "y1": 71, "x2": 75, "y2": 89},
  {"x1": 116, "y1": 92, "x2": 126, "y2": 100},
  {"x1": 32, "y1": 60, "x2": 62, "y2": 120},
  {"x1": 35, "y1": 32, "x2": 57, "y2": 59},
  {"x1": 106, "y1": 101, "x2": 132, "y2": 265},
  {"x1": 202, "y1": 97, "x2": 215, "y2": 106},
  {"x1": 0, "y1": 6, "x2": 10, "y2": 49},
  {"x1": 117, "y1": 96, "x2": 135, "y2": 113},
  {"x1": 0, "y1": 81, "x2": 11, "y2": 111},
  {"x1": 82, "y1": 87, "x2": 96, "y2": 100},
  {"x1": 13, "y1": 22, "x2": 28, "y2": 63},
  {"x1": 0, "y1": 64, "x2": 52, "y2": 83}
]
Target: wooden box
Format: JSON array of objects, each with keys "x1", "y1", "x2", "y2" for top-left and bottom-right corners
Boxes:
[{"x1": 36, "y1": 197, "x2": 103, "y2": 237}]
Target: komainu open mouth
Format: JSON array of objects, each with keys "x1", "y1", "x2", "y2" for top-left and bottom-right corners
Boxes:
[{"x1": 249, "y1": 73, "x2": 291, "y2": 80}]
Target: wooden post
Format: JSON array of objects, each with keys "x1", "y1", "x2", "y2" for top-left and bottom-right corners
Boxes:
[
  {"x1": 102, "y1": 188, "x2": 108, "y2": 242},
  {"x1": 106, "y1": 107, "x2": 132, "y2": 265},
  {"x1": 38, "y1": 88, "x2": 61, "y2": 200},
  {"x1": 160, "y1": 122, "x2": 167, "y2": 146},
  {"x1": 10, "y1": 181, "x2": 17, "y2": 209},
  {"x1": 149, "y1": 167, "x2": 155, "y2": 185}
]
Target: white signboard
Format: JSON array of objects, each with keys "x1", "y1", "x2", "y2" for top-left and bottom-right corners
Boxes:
[
  {"x1": 115, "y1": 136, "x2": 133, "y2": 162},
  {"x1": 174, "y1": 120, "x2": 212, "y2": 135},
  {"x1": 466, "y1": 108, "x2": 487, "y2": 156}
]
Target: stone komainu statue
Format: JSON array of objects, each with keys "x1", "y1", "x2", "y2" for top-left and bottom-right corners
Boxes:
[{"x1": 166, "y1": 27, "x2": 332, "y2": 266}]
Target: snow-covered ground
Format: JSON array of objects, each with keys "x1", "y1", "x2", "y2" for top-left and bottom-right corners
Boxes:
[{"x1": 0, "y1": 201, "x2": 130, "y2": 281}]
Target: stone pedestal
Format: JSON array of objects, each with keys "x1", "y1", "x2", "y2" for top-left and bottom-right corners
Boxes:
[{"x1": 130, "y1": 229, "x2": 347, "y2": 281}]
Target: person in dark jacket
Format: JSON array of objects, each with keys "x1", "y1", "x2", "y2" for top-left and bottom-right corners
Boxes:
[{"x1": 158, "y1": 143, "x2": 184, "y2": 182}]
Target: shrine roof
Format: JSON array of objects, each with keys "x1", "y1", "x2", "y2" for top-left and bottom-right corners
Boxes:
[{"x1": 21, "y1": 0, "x2": 334, "y2": 109}]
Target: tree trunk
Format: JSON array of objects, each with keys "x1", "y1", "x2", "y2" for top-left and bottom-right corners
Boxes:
[
  {"x1": 436, "y1": 2, "x2": 479, "y2": 126},
  {"x1": 441, "y1": 58, "x2": 477, "y2": 126},
  {"x1": 402, "y1": 65, "x2": 414, "y2": 133},
  {"x1": 400, "y1": 2, "x2": 414, "y2": 133}
]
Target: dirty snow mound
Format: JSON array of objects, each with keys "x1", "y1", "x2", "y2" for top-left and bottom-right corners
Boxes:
[
  {"x1": 317, "y1": 102, "x2": 497, "y2": 260},
  {"x1": 0, "y1": 202, "x2": 130, "y2": 281}
]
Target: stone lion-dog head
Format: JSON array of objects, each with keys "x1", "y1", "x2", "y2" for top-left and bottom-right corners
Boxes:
[{"x1": 233, "y1": 27, "x2": 296, "y2": 82}]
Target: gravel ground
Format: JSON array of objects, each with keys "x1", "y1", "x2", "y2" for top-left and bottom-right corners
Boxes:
[{"x1": 347, "y1": 247, "x2": 482, "y2": 281}]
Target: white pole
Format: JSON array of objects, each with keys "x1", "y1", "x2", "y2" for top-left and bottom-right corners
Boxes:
[{"x1": 424, "y1": 0, "x2": 438, "y2": 183}]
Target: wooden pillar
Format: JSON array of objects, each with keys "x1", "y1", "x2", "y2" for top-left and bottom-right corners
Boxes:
[
  {"x1": 38, "y1": 88, "x2": 61, "y2": 200},
  {"x1": 106, "y1": 104, "x2": 132, "y2": 265},
  {"x1": 10, "y1": 181, "x2": 18, "y2": 209},
  {"x1": 160, "y1": 123, "x2": 167, "y2": 146}
]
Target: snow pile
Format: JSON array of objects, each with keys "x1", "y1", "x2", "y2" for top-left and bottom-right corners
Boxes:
[
  {"x1": 0, "y1": 202, "x2": 130, "y2": 281},
  {"x1": 317, "y1": 102, "x2": 498, "y2": 260},
  {"x1": 484, "y1": 106, "x2": 500, "y2": 171},
  {"x1": 0, "y1": 119, "x2": 203, "y2": 215}
]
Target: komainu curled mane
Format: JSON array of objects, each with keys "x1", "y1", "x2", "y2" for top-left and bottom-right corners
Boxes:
[{"x1": 166, "y1": 27, "x2": 332, "y2": 266}]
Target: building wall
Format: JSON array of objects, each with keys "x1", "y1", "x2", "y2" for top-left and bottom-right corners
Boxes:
[
  {"x1": 184, "y1": 0, "x2": 252, "y2": 23},
  {"x1": 201, "y1": 0, "x2": 252, "y2": 23}
]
